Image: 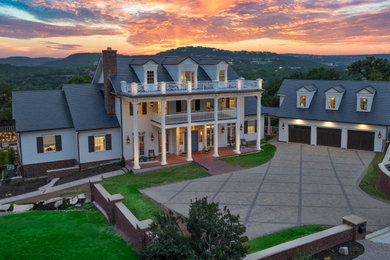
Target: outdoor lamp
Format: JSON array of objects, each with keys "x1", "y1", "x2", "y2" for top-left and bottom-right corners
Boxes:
[
  {"x1": 221, "y1": 98, "x2": 225, "y2": 102},
  {"x1": 378, "y1": 132, "x2": 382, "y2": 139},
  {"x1": 221, "y1": 126, "x2": 225, "y2": 133},
  {"x1": 126, "y1": 136, "x2": 131, "y2": 144},
  {"x1": 281, "y1": 123, "x2": 285, "y2": 130},
  {"x1": 151, "y1": 133, "x2": 155, "y2": 141},
  {"x1": 240, "y1": 124, "x2": 243, "y2": 131}
]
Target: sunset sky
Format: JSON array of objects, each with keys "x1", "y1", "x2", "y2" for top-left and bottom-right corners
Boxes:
[{"x1": 0, "y1": 0, "x2": 390, "y2": 57}]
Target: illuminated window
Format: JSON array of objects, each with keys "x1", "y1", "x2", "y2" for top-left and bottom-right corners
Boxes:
[
  {"x1": 299, "y1": 96, "x2": 306, "y2": 107},
  {"x1": 218, "y1": 70, "x2": 226, "y2": 81},
  {"x1": 360, "y1": 98, "x2": 368, "y2": 110},
  {"x1": 179, "y1": 128, "x2": 185, "y2": 145},
  {"x1": 180, "y1": 71, "x2": 194, "y2": 83},
  {"x1": 329, "y1": 97, "x2": 336, "y2": 109},
  {"x1": 229, "y1": 98, "x2": 236, "y2": 108},
  {"x1": 43, "y1": 136, "x2": 55, "y2": 152},
  {"x1": 146, "y1": 71, "x2": 154, "y2": 84},
  {"x1": 247, "y1": 121, "x2": 255, "y2": 133},
  {"x1": 157, "y1": 102, "x2": 167, "y2": 115},
  {"x1": 94, "y1": 136, "x2": 105, "y2": 151},
  {"x1": 139, "y1": 132, "x2": 145, "y2": 156}
]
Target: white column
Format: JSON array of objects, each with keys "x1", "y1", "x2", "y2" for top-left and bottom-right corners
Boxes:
[
  {"x1": 256, "y1": 95, "x2": 262, "y2": 150},
  {"x1": 132, "y1": 102, "x2": 140, "y2": 170},
  {"x1": 161, "y1": 101, "x2": 167, "y2": 165},
  {"x1": 310, "y1": 126, "x2": 317, "y2": 146},
  {"x1": 213, "y1": 98, "x2": 219, "y2": 157},
  {"x1": 203, "y1": 124, "x2": 207, "y2": 148},
  {"x1": 267, "y1": 116, "x2": 271, "y2": 135},
  {"x1": 235, "y1": 97, "x2": 241, "y2": 154},
  {"x1": 341, "y1": 128, "x2": 348, "y2": 149},
  {"x1": 187, "y1": 99, "x2": 193, "y2": 161}
]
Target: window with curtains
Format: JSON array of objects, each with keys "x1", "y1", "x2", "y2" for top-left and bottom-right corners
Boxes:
[{"x1": 43, "y1": 136, "x2": 56, "y2": 152}]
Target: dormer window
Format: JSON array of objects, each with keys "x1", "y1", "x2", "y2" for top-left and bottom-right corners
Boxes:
[
  {"x1": 146, "y1": 71, "x2": 155, "y2": 84},
  {"x1": 300, "y1": 96, "x2": 306, "y2": 107},
  {"x1": 218, "y1": 70, "x2": 226, "y2": 81},
  {"x1": 360, "y1": 98, "x2": 368, "y2": 111},
  {"x1": 328, "y1": 97, "x2": 336, "y2": 109},
  {"x1": 181, "y1": 71, "x2": 194, "y2": 83}
]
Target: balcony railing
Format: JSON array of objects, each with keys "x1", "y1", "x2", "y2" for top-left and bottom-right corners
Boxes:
[
  {"x1": 120, "y1": 78, "x2": 262, "y2": 96},
  {"x1": 152, "y1": 109, "x2": 237, "y2": 125}
]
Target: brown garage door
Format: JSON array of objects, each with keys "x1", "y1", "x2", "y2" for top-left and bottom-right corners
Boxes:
[
  {"x1": 289, "y1": 125, "x2": 311, "y2": 144},
  {"x1": 317, "y1": 127, "x2": 342, "y2": 147},
  {"x1": 347, "y1": 130, "x2": 374, "y2": 151}
]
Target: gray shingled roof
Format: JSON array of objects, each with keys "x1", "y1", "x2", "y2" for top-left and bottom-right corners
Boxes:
[
  {"x1": 277, "y1": 79, "x2": 390, "y2": 126},
  {"x1": 63, "y1": 84, "x2": 119, "y2": 131},
  {"x1": 327, "y1": 84, "x2": 345, "y2": 93},
  {"x1": 244, "y1": 96, "x2": 279, "y2": 116},
  {"x1": 13, "y1": 90, "x2": 74, "y2": 132}
]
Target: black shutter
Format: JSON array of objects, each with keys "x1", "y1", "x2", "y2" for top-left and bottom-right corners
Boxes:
[
  {"x1": 176, "y1": 101, "x2": 181, "y2": 112},
  {"x1": 226, "y1": 98, "x2": 230, "y2": 108},
  {"x1": 55, "y1": 135, "x2": 62, "y2": 151},
  {"x1": 255, "y1": 120, "x2": 257, "y2": 133},
  {"x1": 142, "y1": 103, "x2": 147, "y2": 115},
  {"x1": 244, "y1": 121, "x2": 248, "y2": 134},
  {"x1": 37, "y1": 137, "x2": 43, "y2": 153},
  {"x1": 130, "y1": 102, "x2": 133, "y2": 116},
  {"x1": 105, "y1": 134, "x2": 112, "y2": 150},
  {"x1": 88, "y1": 136, "x2": 95, "y2": 152},
  {"x1": 195, "y1": 100, "x2": 200, "y2": 111}
]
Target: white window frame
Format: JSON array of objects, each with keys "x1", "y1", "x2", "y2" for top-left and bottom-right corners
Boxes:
[
  {"x1": 43, "y1": 135, "x2": 56, "y2": 153},
  {"x1": 328, "y1": 97, "x2": 336, "y2": 109},
  {"x1": 218, "y1": 70, "x2": 226, "y2": 81},
  {"x1": 94, "y1": 135, "x2": 106, "y2": 152},
  {"x1": 146, "y1": 70, "x2": 155, "y2": 84},
  {"x1": 299, "y1": 96, "x2": 306, "y2": 107},
  {"x1": 360, "y1": 98, "x2": 368, "y2": 111},
  {"x1": 247, "y1": 121, "x2": 256, "y2": 133}
]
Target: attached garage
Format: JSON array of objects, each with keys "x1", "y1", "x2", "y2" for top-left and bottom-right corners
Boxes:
[
  {"x1": 289, "y1": 125, "x2": 311, "y2": 144},
  {"x1": 347, "y1": 130, "x2": 374, "y2": 151},
  {"x1": 317, "y1": 128, "x2": 342, "y2": 147}
]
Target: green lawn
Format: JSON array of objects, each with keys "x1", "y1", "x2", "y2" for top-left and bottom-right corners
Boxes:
[
  {"x1": 359, "y1": 152, "x2": 390, "y2": 201},
  {"x1": 246, "y1": 225, "x2": 328, "y2": 254},
  {"x1": 0, "y1": 205, "x2": 137, "y2": 260},
  {"x1": 221, "y1": 143, "x2": 276, "y2": 168},
  {"x1": 102, "y1": 163, "x2": 210, "y2": 221}
]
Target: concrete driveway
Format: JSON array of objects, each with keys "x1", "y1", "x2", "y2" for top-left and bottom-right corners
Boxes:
[{"x1": 142, "y1": 140, "x2": 390, "y2": 239}]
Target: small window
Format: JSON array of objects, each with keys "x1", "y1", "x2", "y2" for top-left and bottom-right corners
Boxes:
[
  {"x1": 360, "y1": 98, "x2": 368, "y2": 110},
  {"x1": 219, "y1": 70, "x2": 226, "y2": 81},
  {"x1": 181, "y1": 71, "x2": 194, "y2": 83},
  {"x1": 94, "y1": 135, "x2": 105, "y2": 151},
  {"x1": 299, "y1": 96, "x2": 306, "y2": 107},
  {"x1": 147, "y1": 71, "x2": 154, "y2": 84},
  {"x1": 329, "y1": 97, "x2": 336, "y2": 109},
  {"x1": 43, "y1": 136, "x2": 55, "y2": 152},
  {"x1": 247, "y1": 121, "x2": 255, "y2": 133},
  {"x1": 229, "y1": 98, "x2": 236, "y2": 108}
]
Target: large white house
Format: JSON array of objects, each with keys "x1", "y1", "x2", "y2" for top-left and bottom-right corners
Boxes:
[{"x1": 13, "y1": 48, "x2": 265, "y2": 178}]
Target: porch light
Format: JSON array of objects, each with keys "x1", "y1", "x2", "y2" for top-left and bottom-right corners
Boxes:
[
  {"x1": 151, "y1": 133, "x2": 155, "y2": 141},
  {"x1": 126, "y1": 136, "x2": 131, "y2": 144},
  {"x1": 221, "y1": 126, "x2": 225, "y2": 133},
  {"x1": 221, "y1": 98, "x2": 225, "y2": 102},
  {"x1": 378, "y1": 132, "x2": 382, "y2": 139},
  {"x1": 240, "y1": 124, "x2": 243, "y2": 131},
  {"x1": 281, "y1": 123, "x2": 285, "y2": 130}
]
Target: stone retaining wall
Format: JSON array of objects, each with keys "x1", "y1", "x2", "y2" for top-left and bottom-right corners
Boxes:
[
  {"x1": 90, "y1": 181, "x2": 152, "y2": 250},
  {"x1": 245, "y1": 215, "x2": 367, "y2": 260}
]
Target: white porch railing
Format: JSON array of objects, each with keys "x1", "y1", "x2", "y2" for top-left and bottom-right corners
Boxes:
[
  {"x1": 152, "y1": 109, "x2": 237, "y2": 125},
  {"x1": 120, "y1": 78, "x2": 263, "y2": 96}
]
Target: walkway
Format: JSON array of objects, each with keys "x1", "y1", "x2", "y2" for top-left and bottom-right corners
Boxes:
[{"x1": 142, "y1": 140, "x2": 390, "y2": 239}]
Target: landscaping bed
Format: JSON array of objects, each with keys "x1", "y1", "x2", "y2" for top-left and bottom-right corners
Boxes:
[
  {"x1": 102, "y1": 163, "x2": 210, "y2": 221},
  {"x1": 0, "y1": 178, "x2": 47, "y2": 199},
  {"x1": 221, "y1": 143, "x2": 276, "y2": 168},
  {"x1": 0, "y1": 205, "x2": 137, "y2": 259},
  {"x1": 313, "y1": 241, "x2": 364, "y2": 259},
  {"x1": 246, "y1": 225, "x2": 328, "y2": 254},
  {"x1": 55, "y1": 163, "x2": 123, "y2": 186}
]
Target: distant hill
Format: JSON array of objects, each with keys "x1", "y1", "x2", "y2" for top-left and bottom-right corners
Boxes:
[
  {"x1": 0, "y1": 56, "x2": 58, "y2": 66},
  {"x1": 282, "y1": 53, "x2": 390, "y2": 68}
]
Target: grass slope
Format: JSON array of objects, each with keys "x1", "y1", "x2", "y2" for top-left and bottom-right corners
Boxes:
[
  {"x1": 246, "y1": 225, "x2": 328, "y2": 254},
  {"x1": 0, "y1": 206, "x2": 137, "y2": 260},
  {"x1": 221, "y1": 144, "x2": 276, "y2": 168},
  {"x1": 102, "y1": 163, "x2": 210, "y2": 221},
  {"x1": 359, "y1": 152, "x2": 390, "y2": 201}
]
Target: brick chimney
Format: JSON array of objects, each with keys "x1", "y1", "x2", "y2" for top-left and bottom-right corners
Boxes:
[{"x1": 102, "y1": 47, "x2": 117, "y2": 115}]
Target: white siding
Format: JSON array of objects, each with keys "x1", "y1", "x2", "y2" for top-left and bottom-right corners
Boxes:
[
  {"x1": 79, "y1": 128, "x2": 121, "y2": 163},
  {"x1": 20, "y1": 128, "x2": 77, "y2": 165}
]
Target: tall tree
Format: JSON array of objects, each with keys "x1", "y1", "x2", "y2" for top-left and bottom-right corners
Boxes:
[{"x1": 348, "y1": 56, "x2": 390, "y2": 81}]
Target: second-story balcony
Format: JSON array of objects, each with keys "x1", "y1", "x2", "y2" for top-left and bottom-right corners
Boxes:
[
  {"x1": 119, "y1": 79, "x2": 262, "y2": 97},
  {"x1": 152, "y1": 109, "x2": 237, "y2": 125}
]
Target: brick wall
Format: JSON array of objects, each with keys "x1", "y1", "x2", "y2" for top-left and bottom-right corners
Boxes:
[
  {"x1": 47, "y1": 167, "x2": 79, "y2": 180},
  {"x1": 377, "y1": 165, "x2": 390, "y2": 197},
  {"x1": 90, "y1": 181, "x2": 151, "y2": 251},
  {"x1": 102, "y1": 47, "x2": 117, "y2": 115},
  {"x1": 79, "y1": 158, "x2": 119, "y2": 170},
  {"x1": 21, "y1": 159, "x2": 77, "y2": 179}
]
